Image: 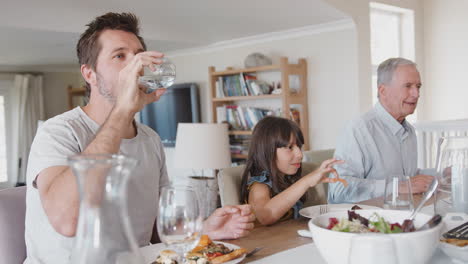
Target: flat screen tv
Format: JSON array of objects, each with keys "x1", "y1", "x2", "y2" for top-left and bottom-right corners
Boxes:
[{"x1": 140, "y1": 83, "x2": 200, "y2": 147}]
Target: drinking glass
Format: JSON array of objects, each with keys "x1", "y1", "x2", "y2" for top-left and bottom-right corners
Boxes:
[
  {"x1": 157, "y1": 185, "x2": 203, "y2": 261},
  {"x1": 435, "y1": 136, "x2": 468, "y2": 215},
  {"x1": 348, "y1": 234, "x2": 399, "y2": 264},
  {"x1": 383, "y1": 174, "x2": 414, "y2": 210},
  {"x1": 139, "y1": 58, "x2": 176, "y2": 93}
]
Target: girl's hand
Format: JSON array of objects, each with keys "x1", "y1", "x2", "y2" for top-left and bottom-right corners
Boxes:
[{"x1": 305, "y1": 158, "x2": 344, "y2": 187}]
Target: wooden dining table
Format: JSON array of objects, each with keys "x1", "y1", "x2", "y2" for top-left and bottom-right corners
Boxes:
[{"x1": 223, "y1": 194, "x2": 434, "y2": 263}]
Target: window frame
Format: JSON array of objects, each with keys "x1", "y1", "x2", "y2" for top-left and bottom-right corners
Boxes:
[
  {"x1": 369, "y1": 2, "x2": 417, "y2": 122},
  {"x1": 0, "y1": 79, "x2": 14, "y2": 188}
]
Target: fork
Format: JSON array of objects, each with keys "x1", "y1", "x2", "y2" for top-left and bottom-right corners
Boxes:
[
  {"x1": 319, "y1": 205, "x2": 329, "y2": 215},
  {"x1": 245, "y1": 247, "x2": 263, "y2": 258}
]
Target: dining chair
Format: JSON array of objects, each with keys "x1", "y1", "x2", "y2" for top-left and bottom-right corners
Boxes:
[
  {"x1": 0, "y1": 186, "x2": 27, "y2": 264},
  {"x1": 218, "y1": 161, "x2": 328, "y2": 206},
  {"x1": 302, "y1": 148, "x2": 335, "y2": 165},
  {"x1": 414, "y1": 119, "x2": 468, "y2": 169}
]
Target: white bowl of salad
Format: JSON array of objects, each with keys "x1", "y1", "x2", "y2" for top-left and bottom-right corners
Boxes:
[{"x1": 308, "y1": 209, "x2": 443, "y2": 264}]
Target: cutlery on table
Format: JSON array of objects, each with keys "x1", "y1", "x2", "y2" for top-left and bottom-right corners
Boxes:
[
  {"x1": 246, "y1": 247, "x2": 263, "y2": 258},
  {"x1": 408, "y1": 178, "x2": 439, "y2": 221},
  {"x1": 418, "y1": 214, "x2": 442, "y2": 231},
  {"x1": 319, "y1": 205, "x2": 329, "y2": 215}
]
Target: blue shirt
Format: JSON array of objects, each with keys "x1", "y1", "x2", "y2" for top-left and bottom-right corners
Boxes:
[{"x1": 328, "y1": 102, "x2": 418, "y2": 203}]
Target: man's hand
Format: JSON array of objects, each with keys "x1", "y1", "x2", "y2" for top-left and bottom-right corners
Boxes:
[
  {"x1": 410, "y1": 174, "x2": 434, "y2": 193},
  {"x1": 203, "y1": 204, "x2": 255, "y2": 240},
  {"x1": 114, "y1": 51, "x2": 166, "y2": 115}
]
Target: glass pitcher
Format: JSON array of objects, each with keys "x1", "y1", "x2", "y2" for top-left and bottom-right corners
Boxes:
[
  {"x1": 68, "y1": 154, "x2": 143, "y2": 264},
  {"x1": 435, "y1": 136, "x2": 468, "y2": 215}
]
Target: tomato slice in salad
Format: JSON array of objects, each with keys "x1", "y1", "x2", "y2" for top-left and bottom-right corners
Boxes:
[{"x1": 206, "y1": 252, "x2": 224, "y2": 258}]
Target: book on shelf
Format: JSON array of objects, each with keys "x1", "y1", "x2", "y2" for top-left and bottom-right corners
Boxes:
[
  {"x1": 219, "y1": 105, "x2": 279, "y2": 131},
  {"x1": 246, "y1": 79, "x2": 272, "y2": 96},
  {"x1": 243, "y1": 73, "x2": 257, "y2": 95},
  {"x1": 226, "y1": 105, "x2": 241, "y2": 130},
  {"x1": 216, "y1": 77, "x2": 224, "y2": 98},
  {"x1": 216, "y1": 74, "x2": 276, "y2": 97},
  {"x1": 229, "y1": 135, "x2": 251, "y2": 156},
  {"x1": 216, "y1": 106, "x2": 227, "y2": 124}
]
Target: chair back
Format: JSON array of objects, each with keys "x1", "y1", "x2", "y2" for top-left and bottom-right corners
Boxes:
[
  {"x1": 414, "y1": 119, "x2": 468, "y2": 168},
  {"x1": 0, "y1": 186, "x2": 27, "y2": 264},
  {"x1": 302, "y1": 148, "x2": 335, "y2": 165}
]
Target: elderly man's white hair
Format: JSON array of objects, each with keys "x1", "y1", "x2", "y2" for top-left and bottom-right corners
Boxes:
[{"x1": 377, "y1": 57, "x2": 417, "y2": 86}]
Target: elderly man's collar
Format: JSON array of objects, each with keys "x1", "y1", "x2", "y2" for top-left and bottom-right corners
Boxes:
[{"x1": 375, "y1": 102, "x2": 410, "y2": 137}]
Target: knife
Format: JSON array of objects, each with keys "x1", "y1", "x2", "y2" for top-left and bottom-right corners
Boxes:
[{"x1": 418, "y1": 214, "x2": 442, "y2": 231}]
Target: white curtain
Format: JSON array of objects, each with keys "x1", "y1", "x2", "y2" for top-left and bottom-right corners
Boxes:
[{"x1": 8, "y1": 74, "x2": 45, "y2": 185}]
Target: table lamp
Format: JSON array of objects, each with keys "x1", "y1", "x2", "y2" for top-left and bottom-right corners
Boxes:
[{"x1": 174, "y1": 123, "x2": 231, "y2": 218}]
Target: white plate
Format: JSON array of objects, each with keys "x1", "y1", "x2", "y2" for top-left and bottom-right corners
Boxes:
[
  {"x1": 141, "y1": 241, "x2": 246, "y2": 264},
  {"x1": 299, "y1": 203, "x2": 381, "y2": 218},
  {"x1": 439, "y1": 213, "x2": 468, "y2": 264}
]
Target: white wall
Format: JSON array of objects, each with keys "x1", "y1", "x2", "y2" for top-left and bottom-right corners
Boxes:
[
  {"x1": 0, "y1": 74, "x2": 14, "y2": 81},
  {"x1": 326, "y1": 0, "x2": 425, "y2": 114},
  {"x1": 421, "y1": 0, "x2": 468, "y2": 121},
  {"x1": 167, "y1": 24, "x2": 359, "y2": 151},
  {"x1": 43, "y1": 71, "x2": 83, "y2": 119},
  {"x1": 160, "y1": 23, "x2": 360, "y2": 180}
]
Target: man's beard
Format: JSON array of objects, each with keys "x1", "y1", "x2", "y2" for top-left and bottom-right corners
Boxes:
[{"x1": 96, "y1": 73, "x2": 116, "y2": 103}]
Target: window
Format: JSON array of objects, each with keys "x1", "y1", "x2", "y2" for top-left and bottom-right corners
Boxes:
[
  {"x1": 370, "y1": 2, "x2": 416, "y2": 121},
  {"x1": 0, "y1": 95, "x2": 7, "y2": 183},
  {"x1": 0, "y1": 79, "x2": 12, "y2": 187}
]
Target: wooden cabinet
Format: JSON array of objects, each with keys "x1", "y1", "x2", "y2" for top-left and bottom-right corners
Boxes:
[
  {"x1": 67, "y1": 85, "x2": 87, "y2": 109},
  {"x1": 209, "y1": 57, "x2": 309, "y2": 161}
]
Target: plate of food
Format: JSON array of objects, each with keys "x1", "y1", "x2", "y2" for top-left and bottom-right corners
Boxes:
[
  {"x1": 439, "y1": 213, "x2": 468, "y2": 264},
  {"x1": 150, "y1": 235, "x2": 247, "y2": 264},
  {"x1": 299, "y1": 203, "x2": 381, "y2": 219}
]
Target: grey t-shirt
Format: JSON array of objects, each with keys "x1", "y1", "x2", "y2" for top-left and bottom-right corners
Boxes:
[{"x1": 24, "y1": 107, "x2": 169, "y2": 264}]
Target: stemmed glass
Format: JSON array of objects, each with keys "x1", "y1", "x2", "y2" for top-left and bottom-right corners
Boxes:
[
  {"x1": 383, "y1": 174, "x2": 414, "y2": 210},
  {"x1": 157, "y1": 185, "x2": 203, "y2": 262},
  {"x1": 139, "y1": 58, "x2": 176, "y2": 93}
]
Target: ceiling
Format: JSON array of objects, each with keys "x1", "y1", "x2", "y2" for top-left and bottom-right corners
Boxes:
[{"x1": 0, "y1": 0, "x2": 349, "y2": 67}]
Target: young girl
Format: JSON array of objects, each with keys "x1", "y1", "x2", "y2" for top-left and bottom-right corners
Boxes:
[{"x1": 240, "y1": 116, "x2": 345, "y2": 225}]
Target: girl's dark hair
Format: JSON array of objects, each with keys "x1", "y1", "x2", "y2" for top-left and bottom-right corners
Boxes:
[{"x1": 240, "y1": 116, "x2": 305, "y2": 203}]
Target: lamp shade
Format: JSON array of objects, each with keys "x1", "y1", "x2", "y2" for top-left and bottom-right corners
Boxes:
[{"x1": 174, "y1": 123, "x2": 231, "y2": 169}]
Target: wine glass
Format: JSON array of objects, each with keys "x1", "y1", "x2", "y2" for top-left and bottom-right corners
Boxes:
[
  {"x1": 139, "y1": 58, "x2": 176, "y2": 93},
  {"x1": 435, "y1": 136, "x2": 468, "y2": 215},
  {"x1": 383, "y1": 174, "x2": 414, "y2": 210},
  {"x1": 157, "y1": 185, "x2": 203, "y2": 261},
  {"x1": 348, "y1": 234, "x2": 399, "y2": 264}
]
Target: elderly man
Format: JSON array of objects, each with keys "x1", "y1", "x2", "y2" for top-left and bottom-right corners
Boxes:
[
  {"x1": 328, "y1": 57, "x2": 434, "y2": 203},
  {"x1": 24, "y1": 12, "x2": 255, "y2": 264}
]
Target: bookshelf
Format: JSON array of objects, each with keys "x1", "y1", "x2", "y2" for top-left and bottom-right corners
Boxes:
[{"x1": 209, "y1": 57, "x2": 309, "y2": 162}]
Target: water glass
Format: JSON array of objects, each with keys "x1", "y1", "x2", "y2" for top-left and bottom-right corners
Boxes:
[
  {"x1": 348, "y1": 234, "x2": 399, "y2": 264},
  {"x1": 139, "y1": 58, "x2": 176, "y2": 93},
  {"x1": 157, "y1": 185, "x2": 203, "y2": 261},
  {"x1": 435, "y1": 136, "x2": 468, "y2": 215},
  {"x1": 383, "y1": 174, "x2": 414, "y2": 210}
]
